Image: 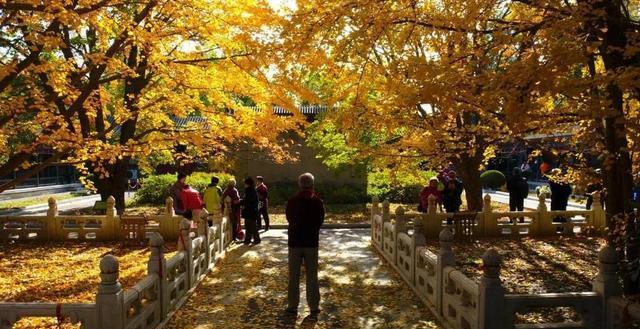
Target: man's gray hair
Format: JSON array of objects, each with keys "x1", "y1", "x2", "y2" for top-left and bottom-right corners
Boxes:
[{"x1": 298, "y1": 172, "x2": 315, "y2": 190}]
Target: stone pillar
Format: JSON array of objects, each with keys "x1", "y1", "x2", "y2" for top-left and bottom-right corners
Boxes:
[
  {"x1": 424, "y1": 195, "x2": 441, "y2": 238},
  {"x1": 412, "y1": 215, "x2": 427, "y2": 248},
  {"x1": 537, "y1": 192, "x2": 552, "y2": 235},
  {"x1": 591, "y1": 191, "x2": 606, "y2": 232},
  {"x1": 436, "y1": 228, "x2": 455, "y2": 314},
  {"x1": 106, "y1": 196, "x2": 119, "y2": 240},
  {"x1": 47, "y1": 197, "x2": 58, "y2": 240},
  {"x1": 371, "y1": 196, "x2": 380, "y2": 241},
  {"x1": 147, "y1": 233, "x2": 167, "y2": 318},
  {"x1": 381, "y1": 200, "x2": 390, "y2": 252},
  {"x1": 478, "y1": 248, "x2": 505, "y2": 329},
  {"x1": 159, "y1": 197, "x2": 176, "y2": 240},
  {"x1": 394, "y1": 206, "x2": 406, "y2": 265},
  {"x1": 481, "y1": 194, "x2": 494, "y2": 236},
  {"x1": 96, "y1": 255, "x2": 125, "y2": 329},
  {"x1": 593, "y1": 245, "x2": 621, "y2": 329},
  {"x1": 178, "y1": 218, "x2": 193, "y2": 288}
]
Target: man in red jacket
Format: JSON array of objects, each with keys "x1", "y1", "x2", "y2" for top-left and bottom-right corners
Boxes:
[
  {"x1": 181, "y1": 184, "x2": 203, "y2": 211},
  {"x1": 285, "y1": 172, "x2": 324, "y2": 316},
  {"x1": 256, "y1": 176, "x2": 270, "y2": 231}
]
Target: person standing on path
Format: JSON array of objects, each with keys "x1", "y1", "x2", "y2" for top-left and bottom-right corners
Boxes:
[
  {"x1": 285, "y1": 172, "x2": 325, "y2": 316},
  {"x1": 203, "y1": 176, "x2": 223, "y2": 226},
  {"x1": 222, "y1": 178, "x2": 243, "y2": 242},
  {"x1": 171, "y1": 173, "x2": 187, "y2": 214},
  {"x1": 548, "y1": 168, "x2": 572, "y2": 225},
  {"x1": 242, "y1": 177, "x2": 261, "y2": 245},
  {"x1": 506, "y1": 167, "x2": 529, "y2": 223},
  {"x1": 256, "y1": 176, "x2": 270, "y2": 231}
]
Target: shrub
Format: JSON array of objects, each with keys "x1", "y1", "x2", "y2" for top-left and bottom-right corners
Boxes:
[
  {"x1": 134, "y1": 172, "x2": 233, "y2": 205},
  {"x1": 367, "y1": 169, "x2": 435, "y2": 203},
  {"x1": 267, "y1": 180, "x2": 368, "y2": 206},
  {"x1": 480, "y1": 170, "x2": 506, "y2": 189}
]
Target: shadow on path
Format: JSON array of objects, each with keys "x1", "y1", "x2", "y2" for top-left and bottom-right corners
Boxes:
[{"x1": 165, "y1": 229, "x2": 441, "y2": 329}]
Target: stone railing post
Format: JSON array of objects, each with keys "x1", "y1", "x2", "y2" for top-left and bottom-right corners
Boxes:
[
  {"x1": 424, "y1": 195, "x2": 441, "y2": 238},
  {"x1": 381, "y1": 200, "x2": 390, "y2": 252},
  {"x1": 371, "y1": 196, "x2": 380, "y2": 241},
  {"x1": 147, "y1": 233, "x2": 167, "y2": 319},
  {"x1": 96, "y1": 255, "x2": 125, "y2": 329},
  {"x1": 47, "y1": 197, "x2": 58, "y2": 240},
  {"x1": 412, "y1": 214, "x2": 427, "y2": 248},
  {"x1": 481, "y1": 194, "x2": 494, "y2": 236},
  {"x1": 106, "y1": 196, "x2": 120, "y2": 240},
  {"x1": 591, "y1": 191, "x2": 606, "y2": 232},
  {"x1": 478, "y1": 248, "x2": 505, "y2": 329},
  {"x1": 593, "y1": 245, "x2": 621, "y2": 329},
  {"x1": 159, "y1": 197, "x2": 177, "y2": 240},
  {"x1": 427, "y1": 194, "x2": 437, "y2": 214},
  {"x1": 436, "y1": 228, "x2": 455, "y2": 314},
  {"x1": 537, "y1": 192, "x2": 554, "y2": 235},
  {"x1": 178, "y1": 218, "x2": 193, "y2": 288},
  {"x1": 394, "y1": 206, "x2": 406, "y2": 265}
]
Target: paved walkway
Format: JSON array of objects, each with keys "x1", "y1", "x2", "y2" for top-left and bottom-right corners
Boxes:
[
  {"x1": 484, "y1": 190, "x2": 586, "y2": 211},
  {"x1": 165, "y1": 229, "x2": 441, "y2": 329}
]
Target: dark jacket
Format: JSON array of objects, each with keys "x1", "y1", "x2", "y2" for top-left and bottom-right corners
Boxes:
[
  {"x1": 286, "y1": 190, "x2": 325, "y2": 248},
  {"x1": 257, "y1": 183, "x2": 269, "y2": 209},
  {"x1": 549, "y1": 181, "x2": 572, "y2": 211},
  {"x1": 241, "y1": 186, "x2": 259, "y2": 219},
  {"x1": 442, "y1": 181, "x2": 463, "y2": 213},
  {"x1": 507, "y1": 174, "x2": 529, "y2": 201}
]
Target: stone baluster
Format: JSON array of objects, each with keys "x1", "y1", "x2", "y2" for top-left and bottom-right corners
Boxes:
[
  {"x1": 371, "y1": 196, "x2": 380, "y2": 242},
  {"x1": 427, "y1": 194, "x2": 437, "y2": 214},
  {"x1": 537, "y1": 192, "x2": 552, "y2": 235},
  {"x1": 412, "y1": 214, "x2": 427, "y2": 248},
  {"x1": 382, "y1": 200, "x2": 390, "y2": 224},
  {"x1": 159, "y1": 197, "x2": 176, "y2": 240},
  {"x1": 165, "y1": 197, "x2": 175, "y2": 217},
  {"x1": 47, "y1": 197, "x2": 59, "y2": 240},
  {"x1": 178, "y1": 218, "x2": 194, "y2": 288},
  {"x1": 479, "y1": 248, "x2": 505, "y2": 329},
  {"x1": 593, "y1": 245, "x2": 621, "y2": 329},
  {"x1": 395, "y1": 206, "x2": 407, "y2": 234},
  {"x1": 96, "y1": 255, "x2": 125, "y2": 329},
  {"x1": 106, "y1": 196, "x2": 120, "y2": 239},
  {"x1": 436, "y1": 228, "x2": 455, "y2": 314},
  {"x1": 481, "y1": 194, "x2": 494, "y2": 236},
  {"x1": 591, "y1": 191, "x2": 606, "y2": 232},
  {"x1": 147, "y1": 233, "x2": 167, "y2": 318},
  {"x1": 424, "y1": 195, "x2": 441, "y2": 238}
]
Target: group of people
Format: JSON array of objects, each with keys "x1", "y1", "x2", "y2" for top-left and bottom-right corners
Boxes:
[
  {"x1": 419, "y1": 169, "x2": 464, "y2": 214},
  {"x1": 170, "y1": 173, "x2": 270, "y2": 245},
  {"x1": 170, "y1": 172, "x2": 325, "y2": 316}
]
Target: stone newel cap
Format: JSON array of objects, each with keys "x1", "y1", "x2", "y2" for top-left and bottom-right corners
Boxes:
[
  {"x1": 149, "y1": 232, "x2": 164, "y2": 247},
  {"x1": 439, "y1": 228, "x2": 454, "y2": 242},
  {"x1": 482, "y1": 248, "x2": 502, "y2": 267},
  {"x1": 598, "y1": 245, "x2": 618, "y2": 264},
  {"x1": 48, "y1": 197, "x2": 57, "y2": 205},
  {"x1": 165, "y1": 196, "x2": 173, "y2": 204},
  {"x1": 483, "y1": 194, "x2": 491, "y2": 202},
  {"x1": 100, "y1": 254, "x2": 119, "y2": 274}
]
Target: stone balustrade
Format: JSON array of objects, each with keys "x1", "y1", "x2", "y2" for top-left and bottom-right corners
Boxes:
[
  {"x1": 376, "y1": 193, "x2": 607, "y2": 240},
  {"x1": 0, "y1": 196, "x2": 231, "y2": 242},
  {"x1": 0, "y1": 215, "x2": 234, "y2": 329},
  {"x1": 370, "y1": 197, "x2": 636, "y2": 329}
]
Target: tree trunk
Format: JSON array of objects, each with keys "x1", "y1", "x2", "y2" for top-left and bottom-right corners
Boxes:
[{"x1": 456, "y1": 154, "x2": 484, "y2": 211}]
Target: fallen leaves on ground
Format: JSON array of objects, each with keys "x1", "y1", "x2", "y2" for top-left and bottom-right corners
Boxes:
[
  {"x1": 424, "y1": 235, "x2": 606, "y2": 324},
  {"x1": 0, "y1": 241, "x2": 176, "y2": 328},
  {"x1": 165, "y1": 229, "x2": 441, "y2": 329}
]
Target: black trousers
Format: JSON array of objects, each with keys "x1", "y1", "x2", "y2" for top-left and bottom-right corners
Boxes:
[
  {"x1": 257, "y1": 207, "x2": 270, "y2": 229},
  {"x1": 243, "y1": 215, "x2": 261, "y2": 243}
]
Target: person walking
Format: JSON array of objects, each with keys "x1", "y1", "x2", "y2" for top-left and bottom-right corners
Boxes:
[
  {"x1": 222, "y1": 178, "x2": 243, "y2": 242},
  {"x1": 285, "y1": 173, "x2": 325, "y2": 316},
  {"x1": 256, "y1": 176, "x2": 270, "y2": 231},
  {"x1": 171, "y1": 173, "x2": 187, "y2": 214},
  {"x1": 203, "y1": 176, "x2": 223, "y2": 226},
  {"x1": 241, "y1": 177, "x2": 261, "y2": 245}
]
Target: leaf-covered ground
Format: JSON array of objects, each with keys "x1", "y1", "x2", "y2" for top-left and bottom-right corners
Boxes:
[
  {"x1": 424, "y1": 235, "x2": 606, "y2": 324},
  {"x1": 0, "y1": 241, "x2": 176, "y2": 328},
  {"x1": 165, "y1": 229, "x2": 441, "y2": 329}
]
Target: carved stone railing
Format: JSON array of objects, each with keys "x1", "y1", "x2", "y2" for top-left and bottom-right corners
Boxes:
[
  {"x1": 0, "y1": 215, "x2": 233, "y2": 329},
  {"x1": 1, "y1": 195, "x2": 232, "y2": 242},
  {"x1": 370, "y1": 197, "x2": 629, "y2": 329}
]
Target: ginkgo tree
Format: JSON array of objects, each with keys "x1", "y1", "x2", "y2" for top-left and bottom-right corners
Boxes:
[{"x1": 0, "y1": 0, "x2": 302, "y2": 212}]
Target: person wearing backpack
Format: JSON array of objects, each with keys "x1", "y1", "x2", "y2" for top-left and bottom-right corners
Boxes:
[
  {"x1": 203, "y1": 176, "x2": 223, "y2": 226},
  {"x1": 507, "y1": 167, "x2": 529, "y2": 222}
]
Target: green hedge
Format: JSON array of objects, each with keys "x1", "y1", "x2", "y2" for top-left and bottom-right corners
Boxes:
[
  {"x1": 267, "y1": 180, "x2": 368, "y2": 206},
  {"x1": 480, "y1": 170, "x2": 506, "y2": 189},
  {"x1": 134, "y1": 172, "x2": 234, "y2": 205},
  {"x1": 367, "y1": 169, "x2": 435, "y2": 204}
]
